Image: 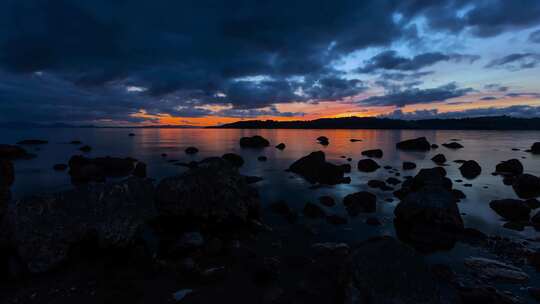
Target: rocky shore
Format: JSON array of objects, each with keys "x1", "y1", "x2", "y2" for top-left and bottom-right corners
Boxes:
[{"x1": 1, "y1": 136, "x2": 540, "y2": 303}]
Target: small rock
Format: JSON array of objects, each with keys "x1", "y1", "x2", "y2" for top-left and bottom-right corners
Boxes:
[
  {"x1": 240, "y1": 136, "x2": 270, "y2": 148},
  {"x1": 326, "y1": 214, "x2": 348, "y2": 225},
  {"x1": 275, "y1": 143, "x2": 286, "y2": 150},
  {"x1": 361, "y1": 149, "x2": 383, "y2": 158},
  {"x1": 495, "y1": 159, "x2": 523, "y2": 176},
  {"x1": 318, "y1": 196, "x2": 335, "y2": 207},
  {"x1": 343, "y1": 191, "x2": 376, "y2": 216},
  {"x1": 431, "y1": 154, "x2": 447, "y2": 164},
  {"x1": 311, "y1": 242, "x2": 350, "y2": 257},
  {"x1": 222, "y1": 153, "x2": 244, "y2": 167},
  {"x1": 459, "y1": 160, "x2": 482, "y2": 179},
  {"x1": 303, "y1": 202, "x2": 326, "y2": 218},
  {"x1": 403, "y1": 161, "x2": 416, "y2": 170},
  {"x1": 257, "y1": 156, "x2": 267, "y2": 162},
  {"x1": 442, "y1": 142, "x2": 464, "y2": 149},
  {"x1": 79, "y1": 145, "x2": 92, "y2": 152},
  {"x1": 185, "y1": 147, "x2": 199, "y2": 154},
  {"x1": 357, "y1": 159, "x2": 380, "y2": 172}
]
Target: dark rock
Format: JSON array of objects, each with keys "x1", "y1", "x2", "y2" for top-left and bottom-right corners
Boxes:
[
  {"x1": 318, "y1": 196, "x2": 335, "y2": 207},
  {"x1": 288, "y1": 151, "x2": 347, "y2": 185},
  {"x1": 526, "y1": 198, "x2": 540, "y2": 209},
  {"x1": 495, "y1": 159, "x2": 523, "y2": 176},
  {"x1": 69, "y1": 140, "x2": 82, "y2": 145},
  {"x1": 531, "y1": 142, "x2": 540, "y2": 154},
  {"x1": 339, "y1": 164, "x2": 351, "y2": 173},
  {"x1": 326, "y1": 214, "x2": 347, "y2": 225},
  {"x1": 79, "y1": 145, "x2": 92, "y2": 152},
  {"x1": 343, "y1": 191, "x2": 376, "y2": 216},
  {"x1": 384, "y1": 165, "x2": 392, "y2": 170},
  {"x1": 155, "y1": 157, "x2": 260, "y2": 224},
  {"x1": 459, "y1": 160, "x2": 482, "y2": 179},
  {"x1": 365, "y1": 217, "x2": 381, "y2": 226},
  {"x1": 6, "y1": 177, "x2": 156, "y2": 273},
  {"x1": 0, "y1": 160, "x2": 14, "y2": 188},
  {"x1": 528, "y1": 287, "x2": 540, "y2": 302},
  {"x1": 357, "y1": 158, "x2": 380, "y2": 172},
  {"x1": 350, "y1": 139, "x2": 362, "y2": 142},
  {"x1": 386, "y1": 177, "x2": 401, "y2": 185},
  {"x1": 361, "y1": 149, "x2": 383, "y2": 158},
  {"x1": 452, "y1": 189, "x2": 466, "y2": 201},
  {"x1": 0, "y1": 144, "x2": 34, "y2": 160},
  {"x1": 403, "y1": 161, "x2": 417, "y2": 170},
  {"x1": 431, "y1": 154, "x2": 447, "y2": 164},
  {"x1": 454, "y1": 160, "x2": 466, "y2": 164},
  {"x1": 275, "y1": 143, "x2": 286, "y2": 150},
  {"x1": 161, "y1": 153, "x2": 167, "y2": 157},
  {"x1": 459, "y1": 286, "x2": 521, "y2": 304},
  {"x1": 512, "y1": 174, "x2": 540, "y2": 198},
  {"x1": 503, "y1": 221, "x2": 525, "y2": 231},
  {"x1": 316, "y1": 136, "x2": 329, "y2": 145},
  {"x1": 16, "y1": 139, "x2": 48, "y2": 145},
  {"x1": 349, "y1": 236, "x2": 456, "y2": 303},
  {"x1": 347, "y1": 157, "x2": 352, "y2": 162},
  {"x1": 133, "y1": 162, "x2": 147, "y2": 178},
  {"x1": 396, "y1": 137, "x2": 431, "y2": 151},
  {"x1": 222, "y1": 153, "x2": 244, "y2": 167},
  {"x1": 463, "y1": 183, "x2": 472, "y2": 187},
  {"x1": 244, "y1": 176, "x2": 263, "y2": 184},
  {"x1": 303, "y1": 202, "x2": 326, "y2": 218},
  {"x1": 489, "y1": 199, "x2": 531, "y2": 221},
  {"x1": 68, "y1": 156, "x2": 136, "y2": 183},
  {"x1": 368, "y1": 179, "x2": 386, "y2": 189},
  {"x1": 185, "y1": 146, "x2": 199, "y2": 154},
  {"x1": 53, "y1": 163, "x2": 67, "y2": 171},
  {"x1": 239, "y1": 136, "x2": 270, "y2": 148},
  {"x1": 269, "y1": 200, "x2": 297, "y2": 223},
  {"x1": 442, "y1": 142, "x2": 464, "y2": 149},
  {"x1": 431, "y1": 144, "x2": 439, "y2": 149},
  {"x1": 257, "y1": 156, "x2": 267, "y2": 162}
]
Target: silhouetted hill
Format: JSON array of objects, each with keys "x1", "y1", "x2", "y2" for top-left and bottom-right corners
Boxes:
[{"x1": 212, "y1": 116, "x2": 540, "y2": 130}]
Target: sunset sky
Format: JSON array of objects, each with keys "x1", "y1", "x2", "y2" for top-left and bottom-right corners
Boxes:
[{"x1": 0, "y1": 0, "x2": 540, "y2": 126}]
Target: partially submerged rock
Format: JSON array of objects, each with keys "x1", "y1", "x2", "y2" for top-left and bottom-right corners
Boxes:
[
  {"x1": 239, "y1": 136, "x2": 270, "y2": 148},
  {"x1": 303, "y1": 202, "x2": 326, "y2": 218},
  {"x1": 512, "y1": 174, "x2": 540, "y2": 199},
  {"x1": 288, "y1": 151, "x2": 348, "y2": 185},
  {"x1": 16, "y1": 139, "x2": 48, "y2": 145},
  {"x1": 396, "y1": 137, "x2": 431, "y2": 151},
  {"x1": 79, "y1": 145, "x2": 92, "y2": 152},
  {"x1": 68, "y1": 155, "x2": 137, "y2": 183},
  {"x1": 489, "y1": 199, "x2": 531, "y2": 221},
  {"x1": 316, "y1": 136, "x2": 329, "y2": 145},
  {"x1": 442, "y1": 142, "x2": 464, "y2": 149},
  {"x1": 431, "y1": 154, "x2": 447, "y2": 164},
  {"x1": 459, "y1": 160, "x2": 482, "y2": 179},
  {"x1": 0, "y1": 144, "x2": 34, "y2": 160},
  {"x1": 357, "y1": 158, "x2": 380, "y2": 172},
  {"x1": 222, "y1": 153, "x2": 244, "y2": 167},
  {"x1": 495, "y1": 159, "x2": 523, "y2": 176},
  {"x1": 6, "y1": 177, "x2": 156, "y2": 273},
  {"x1": 530, "y1": 142, "x2": 540, "y2": 154},
  {"x1": 185, "y1": 146, "x2": 199, "y2": 154},
  {"x1": 343, "y1": 191, "x2": 376, "y2": 216},
  {"x1": 361, "y1": 149, "x2": 383, "y2": 158},
  {"x1": 403, "y1": 161, "x2": 417, "y2": 170},
  {"x1": 275, "y1": 143, "x2": 286, "y2": 150},
  {"x1": 155, "y1": 157, "x2": 260, "y2": 225}
]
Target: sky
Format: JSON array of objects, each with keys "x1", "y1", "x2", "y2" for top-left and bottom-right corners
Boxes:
[{"x1": 0, "y1": 0, "x2": 539, "y2": 126}]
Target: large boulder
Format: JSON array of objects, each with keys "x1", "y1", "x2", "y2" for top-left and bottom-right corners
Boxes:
[
  {"x1": 0, "y1": 144, "x2": 34, "y2": 160},
  {"x1": 6, "y1": 177, "x2": 156, "y2": 273},
  {"x1": 361, "y1": 149, "x2": 383, "y2": 158},
  {"x1": 459, "y1": 160, "x2": 482, "y2": 179},
  {"x1": 495, "y1": 159, "x2": 523, "y2": 176},
  {"x1": 489, "y1": 199, "x2": 531, "y2": 221},
  {"x1": 348, "y1": 236, "x2": 458, "y2": 304},
  {"x1": 512, "y1": 174, "x2": 540, "y2": 199},
  {"x1": 239, "y1": 136, "x2": 270, "y2": 148},
  {"x1": 357, "y1": 159, "x2": 380, "y2": 172},
  {"x1": 531, "y1": 142, "x2": 540, "y2": 154},
  {"x1": 343, "y1": 191, "x2": 376, "y2": 216},
  {"x1": 396, "y1": 137, "x2": 431, "y2": 151},
  {"x1": 288, "y1": 151, "x2": 348, "y2": 185},
  {"x1": 155, "y1": 157, "x2": 260, "y2": 224},
  {"x1": 68, "y1": 155, "x2": 137, "y2": 183}
]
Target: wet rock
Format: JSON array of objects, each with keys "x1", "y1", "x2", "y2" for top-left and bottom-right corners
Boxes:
[
  {"x1": 512, "y1": 174, "x2": 540, "y2": 199},
  {"x1": 431, "y1": 154, "x2": 447, "y2": 164},
  {"x1": 489, "y1": 199, "x2": 530, "y2": 221},
  {"x1": 347, "y1": 157, "x2": 352, "y2": 162},
  {"x1": 133, "y1": 162, "x2": 147, "y2": 178},
  {"x1": 318, "y1": 196, "x2": 335, "y2": 207},
  {"x1": 316, "y1": 136, "x2": 329, "y2": 145},
  {"x1": 443, "y1": 142, "x2": 464, "y2": 149},
  {"x1": 53, "y1": 163, "x2": 67, "y2": 171},
  {"x1": 386, "y1": 177, "x2": 401, "y2": 185},
  {"x1": 244, "y1": 175, "x2": 263, "y2": 184},
  {"x1": 343, "y1": 191, "x2": 376, "y2": 216},
  {"x1": 357, "y1": 158, "x2": 380, "y2": 172},
  {"x1": 68, "y1": 155, "x2": 136, "y2": 183},
  {"x1": 339, "y1": 164, "x2": 351, "y2": 173},
  {"x1": 257, "y1": 156, "x2": 267, "y2": 162},
  {"x1": 396, "y1": 137, "x2": 431, "y2": 151},
  {"x1": 128, "y1": 133, "x2": 135, "y2": 137},
  {"x1": 161, "y1": 153, "x2": 168, "y2": 157},
  {"x1": 269, "y1": 200, "x2": 297, "y2": 223},
  {"x1": 288, "y1": 151, "x2": 348, "y2": 185},
  {"x1": 361, "y1": 149, "x2": 383, "y2": 158},
  {"x1": 79, "y1": 145, "x2": 92, "y2": 152},
  {"x1": 349, "y1": 236, "x2": 456, "y2": 303},
  {"x1": 6, "y1": 177, "x2": 156, "y2": 273},
  {"x1": 239, "y1": 135, "x2": 270, "y2": 148},
  {"x1": 350, "y1": 139, "x2": 362, "y2": 142},
  {"x1": 452, "y1": 189, "x2": 466, "y2": 201},
  {"x1": 303, "y1": 202, "x2": 326, "y2": 218},
  {"x1": 275, "y1": 143, "x2": 286, "y2": 150},
  {"x1": 459, "y1": 160, "x2": 482, "y2": 179},
  {"x1": 16, "y1": 139, "x2": 48, "y2": 145},
  {"x1": 403, "y1": 161, "x2": 417, "y2": 170},
  {"x1": 185, "y1": 146, "x2": 199, "y2": 154},
  {"x1": 221, "y1": 153, "x2": 244, "y2": 167},
  {"x1": 531, "y1": 142, "x2": 540, "y2": 154},
  {"x1": 431, "y1": 144, "x2": 439, "y2": 149},
  {"x1": 464, "y1": 257, "x2": 529, "y2": 283},
  {"x1": 326, "y1": 214, "x2": 347, "y2": 225},
  {"x1": 526, "y1": 198, "x2": 540, "y2": 209},
  {"x1": 0, "y1": 144, "x2": 34, "y2": 160},
  {"x1": 311, "y1": 242, "x2": 349, "y2": 257},
  {"x1": 495, "y1": 159, "x2": 523, "y2": 176},
  {"x1": 155, "y1": 157, "x2": 260, "y2": 225}
]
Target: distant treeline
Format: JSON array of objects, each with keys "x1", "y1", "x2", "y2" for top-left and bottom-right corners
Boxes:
[{"x1": 212, "y1": 116, "x2": 540, "y2": 130}]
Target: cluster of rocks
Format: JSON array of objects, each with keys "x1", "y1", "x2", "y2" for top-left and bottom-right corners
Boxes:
[{"x1": 288, "y1": 151, "x2": 350, "y2": 185}]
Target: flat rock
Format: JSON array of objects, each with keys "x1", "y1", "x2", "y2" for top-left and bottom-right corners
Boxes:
[{"x1": 396, "y1": 137, "x2": 431, "y2": 151}]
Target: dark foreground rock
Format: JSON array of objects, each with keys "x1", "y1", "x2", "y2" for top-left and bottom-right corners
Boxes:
[
  {"x1": 343, "y1": 191, "x2": 376, "y2": 216},
  {"x1": 361, "y1": 149, "x2": 383, "y2": 158},
  {"x1": 403, "y1": 161, "x2": 417, "y2": 170},
  {"x1": 357, "y1": 158, "x2": 380, "y2": 172},
  {"x1": 348, "y1": 236, "x2": 459, "y2": 304},
  {"x1": 16, "y1": 139, "x2": 48, "y2": 145},
  {"x1": 156, "y1": 157, "x2": 260, "y2": 225},
  {"x1": 0, "y1": 144, "x2": 35, "y2": 160},
  {"x1": 459, "y1": 160, "x2": 482, "y2": 179},
  {"x1": 1, "y1": 160, "x2": 14, "y2": 219},
  {"x1": 239, "y1": 136, "x2": 270, "y2": 148},
  {"x1": 531, "y1": 142, "x2": 540, "y2": 154},
  {"x1": 489, "y1": 199, "x2": 531, "y2": 221},
  {"x1": 431, "y1": 154, "x2": 447, "y2": 164},
  {"x1": 495, "y1": 159, "x2": 523, "y2": 176},
  {"x1": 5, "y1": 177, "x2": 156, "y2": 273},
  {"x1": 512, "y1": 174, "x2": 540, "y2": 199},
  {"x1": 396, "y1": 137, "x2": 431, "y2": 151},
  {"x1": 68, "y1": 155, "x2": 138, "y2": 183},
  {"x1": 288, "y1": 151, "x2": 348, "y2": 185},
  {"x1": 221, "y1": 153, "x2": 244, "y2": 167}
]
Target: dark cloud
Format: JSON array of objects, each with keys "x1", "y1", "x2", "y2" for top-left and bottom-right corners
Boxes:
[
  {"x1": 480, "y1": 96, "x2": 498, "y2": 101},
  {"x1": 384, "y1": 105, "x2": 540, "y2": 120},
  {"x1": 358, "y1": 51, "x2": 478, "y2": 73},
  {"x1": 215, "y1": 106, "x2": 304, "y2": 118},
  {"x1": 530, "y1": 29, "x2": 540, "y2": 43},
  {"x1": 359, "y1": 82, "x2": 473, "y2": 107},
  {"x1": 484, "y1": 83, "x2": 509, "y2": 92},
  {"x1": 485, "y1": 53, "x2": 540, "y2": 70}
]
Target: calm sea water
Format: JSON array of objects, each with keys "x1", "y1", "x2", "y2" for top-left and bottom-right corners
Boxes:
[{"x1": 3, "y1": 128, "x2": 540, "y2": 240}]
